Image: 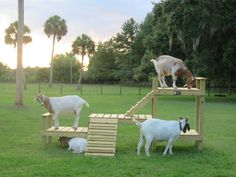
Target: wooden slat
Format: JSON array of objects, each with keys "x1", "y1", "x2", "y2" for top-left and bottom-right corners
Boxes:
[
  {"x1": 88, "y1": 113, "x2": 97, "y2": 118},
  {"x1": 87, "y1": 142, "x2": 115, "y2": 148},
  {"x1": 87, "y1": 135, "x2": 116, "y2": 142},
  {"x1": 145, "y1": 115, "x2": 152, "y2": 119},
  {"x1": 86, "y1": 147, "x2": 115, "y2": 153},
  {"x1": 88, "y1": 130, "x2": 117, "y2": 136},
  {"x1": 89, "y1": 118, "x2": 118, "y2": 124},
  {"x1": 103, "y1": 114, "x2": 111, "y2": 118},
  {"x1": 118, "y1": 114, "x2": 125, "y2": 119},
  {"x1": 96, "y1": 114, "x2": 105, "y2": 118},
  {"x1": 111, "y1": 114, "x2": 118, "y2": 118},
  {"x1": 154, "y1": 87, "x2": 205, "y2": 96},
  {"x1": 85, "y1": 152, "x2": 115, "y2": 157},
  {"x1": 138, "y1": 114, "x2": 146, "y2": 120},
  {"x1": 89, "y1": 124, "x2": 117, "y2": 130}
]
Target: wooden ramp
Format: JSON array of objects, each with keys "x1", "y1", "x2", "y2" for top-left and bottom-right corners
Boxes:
[
  {"x1": 85, "y1": 118, "x2": 118, "y2": 157},
  {"x1": 125, "y1": 90, "x2": 154, "y2": 116}
]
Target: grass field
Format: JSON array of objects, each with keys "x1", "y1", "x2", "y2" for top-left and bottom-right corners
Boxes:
[{"x1": 0, "y1": 83, "x2": 236, "y2": 177}]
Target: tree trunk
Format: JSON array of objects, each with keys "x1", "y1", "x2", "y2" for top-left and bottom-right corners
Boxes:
[
  {"x1": 49, "y1": 34, "x2": 56, "y2": 87},
  {"x1": 77, "y1": 54, "x2": 84, "y2": 90},
  {"x1": 15, "y1": 0, "x2": 24, "y2": 106}
]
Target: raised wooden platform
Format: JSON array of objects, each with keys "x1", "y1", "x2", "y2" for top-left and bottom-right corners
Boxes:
[
  {"x1": 41, "y1": 113, "x2": 88, "y2": 146},
  {"x1": 180, "y1": 129, "x2": 202, "y2": 140},
  {"x1": 154, "y1": 87, "x2": 205, "y2": 96},
  {"x1": 41, "y1": 126, "x2": 88, "y2": 137},
  {"x1": 89, "y1": 113, "x2": 152, "y2": 122}
]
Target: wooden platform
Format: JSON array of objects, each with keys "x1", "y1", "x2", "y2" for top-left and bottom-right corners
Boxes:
[
  {"x1": 180, "y1": 129, "x2": 202, "y2": 140},
  {"x1": 154, "y1": 87, "x2": 205, "y2": 96},
  {"x1": 88, "y1": 113, "x2": 152, "y2": 122},
  {"x1": 85, "y1": 118, "x2": 118, "y2": 157},
  {"x1": 41, "y1": 126, "x2": 88, "y2": 137}
]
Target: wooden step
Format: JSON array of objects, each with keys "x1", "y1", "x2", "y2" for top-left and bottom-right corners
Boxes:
[{"x1": 85, "y1": 118, "x2": 118, "y2": 157}]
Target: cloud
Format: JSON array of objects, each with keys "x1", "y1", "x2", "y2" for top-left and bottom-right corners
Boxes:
[{"x1": 0, "y1": 0, "x2": 157, "y2": 68}]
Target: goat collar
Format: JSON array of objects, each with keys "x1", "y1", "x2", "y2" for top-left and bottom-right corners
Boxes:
[{"x1": 179, "y1": 121, "x2": 183, "y2": 131}]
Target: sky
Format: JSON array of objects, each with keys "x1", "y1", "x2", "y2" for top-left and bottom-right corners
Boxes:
[{"x1": 0, "y1": 0, "x2": 158, "y2": 69}]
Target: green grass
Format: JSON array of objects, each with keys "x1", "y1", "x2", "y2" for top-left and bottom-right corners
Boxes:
[{"x1": 0, "y1": 83, "x2": 236, "y2": 177}]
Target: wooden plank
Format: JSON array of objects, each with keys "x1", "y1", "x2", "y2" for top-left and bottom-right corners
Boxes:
[
  {"x1": 138, "y1": 114, "x2": 146, "y2": 120},
  {"x1": 96, "y1": 114, "x2": 104, "y2": 118},
  {"x1": 103, "y1": 114, "x2": 111, "y2": 118},
  {"x1": 87, "y1": 136, "x2": 116, "y2": 142},
  {"x1": 86, "y1": 147, "x2": 115, "y2": 153},
  {"x1": 118, "y1": 114, "x2": 125, "y2": 119},
  {"x1": 88, "y1": 129, "x2": 117, "y2": 136},
  {"x1": 89, "y1": 124, "x2": 117, "y2": 130},
  {"x1": 180, "y1": 129, "x2": 202, "y2": 141},
  {"x1": 111, "y1": 114, "x2": 118, "y2": 119},
  {"x1": 145, "y1": 115, "x2": 152, "y2": 119},
  {"x1": 89, "y1": 118, "x2": 118, "y2": 124},
  {"x1": 154, "y1": 88, "x2": 204, "y2": 96},
  {"x1": 87, "y1": 142, "x2": 116, "y2": 148},
  {"x1": 85, "y1": 152, "x2": 115, "y2": 157},
  {"x1": 87, "y1": 141, "x2": 116, "y2": 145},
  {"x1": 88, "y1": 113, "x2": 97, "y2": 118},
  {"x1": 124, "y1": 115, "x2": 131, "y2": 119}
]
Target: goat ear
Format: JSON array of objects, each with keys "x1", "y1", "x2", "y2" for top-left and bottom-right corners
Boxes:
[
  {"x1": 150, "y1": 59, "x2": 155, "y2": 63},
  {"x1": 179, "y1": 117, "x2": 183, "y2": 120}
]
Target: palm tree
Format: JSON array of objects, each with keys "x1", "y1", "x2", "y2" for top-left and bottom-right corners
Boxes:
[
  {"x1": 15, "y1": 0, "x2": 24, "y2": 106},
  {"x1": 44, "y1": 15, "x2": 67, "y2": 87},
  {"x1": 4, "y1": 21, "x2": 32, "y2": 48},
  {"x1": 72, "y1": 34, "x2": 95, "y2": 90},
  {"x1": 5, "y1": 21, "x2": 32, "y2": 90}
]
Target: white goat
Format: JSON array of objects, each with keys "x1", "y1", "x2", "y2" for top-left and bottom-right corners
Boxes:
[
  {"x1": 132, "y1": 117, "x2": 190, "y2": 156},
  {"x1": 35, "y1": 94, "x2": 89, "y2": 129},
  {"x1": 68, "y1": 137, "x2": 87, "y2": 154},
  {"x1": 151, "y1": 55, "x2": 195, "y2": 89}
]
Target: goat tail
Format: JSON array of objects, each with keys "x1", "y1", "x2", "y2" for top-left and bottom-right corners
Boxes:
[
  {"x1": 132, "y1": 117, "x2": 142, "y2": 127},
  {"x1": 84, "y1": 101, "x2": 89, "y2": 107}
]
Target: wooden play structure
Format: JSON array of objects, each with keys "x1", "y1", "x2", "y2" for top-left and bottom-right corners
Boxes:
[
  {"x1": 125, "y1": 77, "x2": 206, "y2": 150},
  {"x1": 41, "y1": 77, "x2": 206, "y2": 156}
]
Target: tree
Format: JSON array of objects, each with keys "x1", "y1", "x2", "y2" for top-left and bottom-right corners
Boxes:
[
  {"x1": 52, "y1": 54, "x2": 80, "y2": 83},
  {"x1": 72, "y1": 34, "x2": 95, "y2": 89},
  {"x1": 0, "y1": 62, "x2": 12, "y2": 82},
  {"x1": 15, "y1": 0, "x2": 24, "y2": 106},
  {"x1": 113, "y1": 18, "x2": 140, "y2": 81},
  {"x1": 4, "y1": 21, "x2": 32, "y2": 48},
  {"x1": 4, "y1": 20, "x2": 32, "y2": 90},
  {"x1": 88, "y1": 41, "x2": 118, "y2": 82},
  {"x1": 44, "y1": 15, "x2": 67, "y2": 87}
]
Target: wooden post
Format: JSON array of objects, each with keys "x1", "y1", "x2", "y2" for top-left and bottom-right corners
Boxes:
[
  {"x1": 152, "y1": 77, "x2": 158, "y2": 117},
  {"x1": 195, "y1": 77, "x2": 206, "y2": 150},
  {"x1": 41, "y1": 113, "x2": 53, "y2": 146}
]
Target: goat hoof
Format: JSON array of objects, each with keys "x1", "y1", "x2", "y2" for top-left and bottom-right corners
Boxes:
[
  {"x1": 54, "y1": 127, "x2": 59, "y2": 130},
  {"x1": 73, "y1": 127, "x2": 78, "y2": 130}
]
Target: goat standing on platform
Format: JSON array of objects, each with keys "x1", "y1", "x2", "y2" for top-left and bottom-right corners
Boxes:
[
  {"x1": 132, "y1": 117, "x2": 190, "y2": 157},
  {"x1": 35, "y1": 94, "x2": 89, "y2": 130},
  {"x1": 151, "y1": 55, "x2": 195, "y2": 89}
]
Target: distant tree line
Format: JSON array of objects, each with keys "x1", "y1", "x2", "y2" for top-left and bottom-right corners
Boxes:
[{"x1": 1, "y1": 0, "x2": 236, "y2": 89}]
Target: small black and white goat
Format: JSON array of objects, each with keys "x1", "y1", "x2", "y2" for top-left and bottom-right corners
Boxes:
[
  {"x1": 151, "y1": 55, "x2": 195, "y2": 89},
  {"x1": 35, "y1": 94, "x2": 89, "y2": 130},
  {"x1": 132, "y1": 117, "x2": 190, "y2": 156}
]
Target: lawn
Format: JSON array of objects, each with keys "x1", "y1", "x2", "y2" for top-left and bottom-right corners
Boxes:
[{"x1": 0, "y1": 83, "x2": 236, "y2": 177}]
